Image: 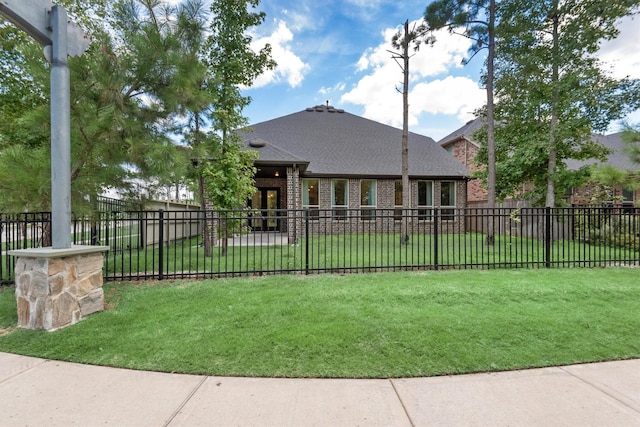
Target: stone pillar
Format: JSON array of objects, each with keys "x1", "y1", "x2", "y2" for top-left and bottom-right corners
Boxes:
[{"x1": 9, "y1": 246, "x2": 109, "y2": 331}]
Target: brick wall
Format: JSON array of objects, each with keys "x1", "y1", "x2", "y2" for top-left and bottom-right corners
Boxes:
[
  {"x1": 447, "y1": 138, "x2": 486, "y2": 203},
  {"x1": 570, "y1": 183, "x2": 639, "y2": 206},
  {"x1": 255, "y1": 172, "x2": 468, "y2": 242},
  {"x1": 295, "y1": 177, "x2": 466, "y2": 237}
]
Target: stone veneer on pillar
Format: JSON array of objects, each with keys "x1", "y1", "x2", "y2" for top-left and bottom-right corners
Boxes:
[{"x1": 9, "y1": 246, "x2": 108, "y2": 331}]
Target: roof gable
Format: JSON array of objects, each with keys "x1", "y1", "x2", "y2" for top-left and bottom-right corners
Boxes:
[
  {"x1": 438, "y1": 117, "x2": 483, "y2": 148},
  {"x1": 566, "y1": 132, "x2": 639, "y2": 171},
  {"x1": 240, "y1": 105, "x2": 469, "y2": 178}
]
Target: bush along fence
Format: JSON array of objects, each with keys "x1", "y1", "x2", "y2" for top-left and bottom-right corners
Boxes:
[{"x1": 0, "y1": 206, "x2": 638, "y2": 283}]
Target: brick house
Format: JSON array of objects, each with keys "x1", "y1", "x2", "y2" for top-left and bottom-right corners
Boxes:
[
  {"x1": 239, "y1": 104, "x2": 470, "y2": 241},
  {"x1": 565, "y1": 132, "x2": 639, "y2": 210},
  {"x1": 439, "y1": 119, "x2": 638, "y2": 209},
  {"x1": 437, "y1": 118, "x2": 486, "y2": 205}
]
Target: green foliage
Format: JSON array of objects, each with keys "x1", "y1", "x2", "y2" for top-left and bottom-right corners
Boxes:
[
  {"x1": 199, "y1": 0, "x2": 275, "y2": 212},
  {"x1": 574, "y1": 211, "x2": 640, "y2": 250},
  {"x1": 0, "y1": 286, "x2": 16, "y2": 329},
  {"x1": 0, "y1": 1, "x2": 214, "y2": 214},
  {"x1": 474, "y1": 0, "x2": 640, "y2": 206},
  {"x1": 622, "y1": 126, "x2": 640, "y2": 164},
  {"x1": 0, "y1": 146, "x2": 50, "y2": 212},
  {"x1": 424, "y1": 0, "x2": 491, "y2": 55},
  {"x1": 205, "y1": 0, "x2": 275, "y2": 134},
  {"x1": 425, "y1": 0, "x2": 499, "y2": 243},
  {"x1": 1, "y1": 0, "x2": 274, "y2": 217},
  {"x1": 202, "y1": 137, "x2": 258, "y2": 210},
  {"x1": 585, "y1": 126, "x2": 640, "y2": 198}
]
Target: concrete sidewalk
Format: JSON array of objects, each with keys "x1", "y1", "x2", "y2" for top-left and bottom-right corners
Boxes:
[{"x1": 1, "y1": 352, "x2": 638, "y2": 426}]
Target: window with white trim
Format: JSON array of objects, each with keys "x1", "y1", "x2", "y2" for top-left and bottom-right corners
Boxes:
[
  {"x1": 394, "y1": 180, "x2": 403, "y2": 221},
  {"x1": 418, "y1": 180, "x2": 433, "y2": 220},
  {"x1": 332, "y1": 179, "x2": 348, "y2": 220},
  {"x1": 303, "y1": 179, "x2": 319, "y2": 219},
  {"x1": 360, "y1": 179, "x2": 377, "y2": 220},
  {"x1": 440, "y1": 181, "x2": 456, "y2": 221},
  {"x1": 622, "y1": 188, "x2": 635, "y2": 213}
]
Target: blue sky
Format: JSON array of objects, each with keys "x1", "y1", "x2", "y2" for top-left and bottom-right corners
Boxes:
[
  {"x1": 244, "y1": 0, "x2": 488, "y2": 141},
  {"x1": 172, "y1": 0, "x2": 640, "y2": 141}
]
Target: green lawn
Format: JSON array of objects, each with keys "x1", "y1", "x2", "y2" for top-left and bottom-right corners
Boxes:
[{"x1": 1, "y1": 268, "x2": 638, "y2": 378}]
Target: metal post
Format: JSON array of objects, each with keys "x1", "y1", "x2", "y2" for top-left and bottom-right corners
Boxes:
[
  {"x1": 304, "y1": 209, "x2": 310, "y2": 275},
  {"x1": 50, "y1": 5, "x2": 71, "y2": 249},
  {"x1": 433, "y1": 208, "x2": 439, "y2": 270},
  {"x1": 158, "y1": 209, "x2": 164, "y2": 280},
  {"x1": 545, "y1": 207, "x2": 552, "y2": 268}
]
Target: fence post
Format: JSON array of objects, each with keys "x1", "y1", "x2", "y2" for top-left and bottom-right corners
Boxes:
[
  {"x1": 104, "y1": 212, "x2": 111, "y2": 250},
  {"x1": 304, "y1": 208, "x2": 310, "y2": 275},
  {"x1": 158, "y1": 209, "x2": 164, "y2": 280},
  {"x1": 433, "y1": 208, "x2": 439, "y2": 270},
  {"x1": 545, "y1": 207, "x2": 551, "y2": 268},
  {"x1": 0, "y1": 214, "x2": 3, "y2": 279}
]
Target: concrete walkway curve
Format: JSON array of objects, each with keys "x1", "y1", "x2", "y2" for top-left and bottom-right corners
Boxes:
[{"x1": 1, "y1": 352, "x2": 638, "y2": 426}]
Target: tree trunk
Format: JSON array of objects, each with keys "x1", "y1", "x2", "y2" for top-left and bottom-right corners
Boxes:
[
  {"x1": 546, "y1": 2, "x2": 560, "y2": 208},
  {"x1": 220, "y1": 217, "x2": 229, "y2": 257},
  {"x1": 220, "y1": 127, "x2": 229, "y2": 256},
  {"x1": 199, "y1": 172, "x2": 213, "y2": 257},
  {"x1": 485, "y1": 0, "x2": 497, "y2": 246},
  {"x1": 195, "y1": 112, "x2": 213, "y2": 257},
  {"x1": 401, "y1": 20, "x2": 411, "y2": 245}
]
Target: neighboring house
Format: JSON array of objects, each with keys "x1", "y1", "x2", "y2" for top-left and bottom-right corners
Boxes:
[
  {"x1": 565, "y1": 132, "x2": 639, "y2": 210},
  {"x1": 239, "y1": 104, "x2": 470, "y2": 241},
  {"x1": 438, "y1": 118, "x2": 487, "y2": 205},
  {"x1": 440, "y1": 120, "x2": 639, "y2": 209}
]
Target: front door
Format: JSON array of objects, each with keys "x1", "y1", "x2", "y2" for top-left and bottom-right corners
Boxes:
[{"x1": 250, "y1": 188, "x2": 280, "y2": 231}]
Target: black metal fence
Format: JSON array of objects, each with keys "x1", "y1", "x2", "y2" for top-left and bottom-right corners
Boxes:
[{"x1": 1, "y1": 207, "x2": 638, "y2": 283}]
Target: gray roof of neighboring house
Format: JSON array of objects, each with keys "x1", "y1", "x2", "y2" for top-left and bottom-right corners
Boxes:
[
  {"x1": 438, "y1": 117, "x2": 483, "y2": 147},
  {"x1": 240, "y1": 105, "x2": 470, "y2": 178},
  {"x1": 438, "y1": 120, "x2": 638, "y2": 173},
  {"x1": 565, "y1": 132, "x2": 638, "y2": 171}
]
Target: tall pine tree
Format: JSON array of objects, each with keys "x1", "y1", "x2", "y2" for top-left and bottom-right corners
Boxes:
[{"x1": 481, "y1": 0, "x2": 640, "y2": 206}]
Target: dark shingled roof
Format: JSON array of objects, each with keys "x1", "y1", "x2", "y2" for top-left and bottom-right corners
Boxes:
[
  {"x1": 240, "y1": 105, "x2": 469, "y2": 178},
  {"x1": 565, "y1": 132, "x2": 639, "y2": 171},
  {"x1": 438, "y1": 117, "x2": 483, "y2": 147},
  {"x1": 439, "y1": 120, "x2": 638, "y2": 173}
]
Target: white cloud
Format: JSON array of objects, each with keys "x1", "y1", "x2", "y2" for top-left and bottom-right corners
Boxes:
[
  {"x1": 598, "y1": 14, "x2": 640, "y2": 129},
  {"x1": 598, "y1": 15, "x2": 640, "y2": 80},
  {"x1": 319, "y1": 82, "x2": 346, "y2": 95},
  {"x1": 340, "y1": 21, "x2": 484, "y2": 127},
  {"x1": 281, "y1": 7, "x2": 315, "y2": 32},
  {"x1": 411, "y1": 77, "x2": 486, "y2": 121},
  {"x1": 250, "y1": 20, "x2": 310, "y2": 89},
  {"x1": 344, "y1": 0, "x2": 386, "y2": 7}
]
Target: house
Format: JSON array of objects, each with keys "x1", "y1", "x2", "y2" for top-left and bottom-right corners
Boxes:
[
  {"x1": 440, "y1": 119, "x2": 639, "y2": 209},
  {"x1": 239, "y1": 104, "x2": 470, "y2": 241},
  {"x1": 565, "y1": 132, "x2": 639, "y2": 209},
  {"x1": 437, "y1": 118, "x2": 487, "y2": 205}
]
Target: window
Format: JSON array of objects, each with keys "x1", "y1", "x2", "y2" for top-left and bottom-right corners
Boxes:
[
  {"x1": 332, "y1": 179, "x2": 348, "y2": 220},
  {"x1": 394, "y1": 180, "x2": 403, "y2": 221},
  {"x1": 303, "y1": 179, "x2": 319, "y2": 219},
  {"x1": 418, "y1": 181, "x2": 433, "y2": 220},
  {"x1": 440, "y1": 181, "x2": 456, "y2": 220},
  {"x1": 360, "y1": 180, "x2": 377, "y2": 220},
  {"x1": 622, "y1": 188, "x2": 635, "y2": 213}
]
